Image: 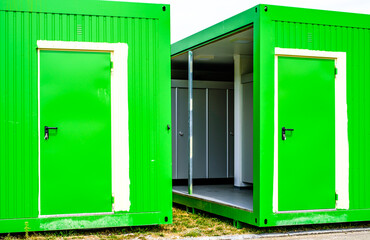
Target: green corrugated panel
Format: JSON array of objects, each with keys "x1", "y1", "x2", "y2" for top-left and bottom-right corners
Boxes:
[
  {"x1": 0, "y1": 0, "x2": 171, "y2": 225},
  {"x1": 275, "y1": 21, "x2": 370, "y2": 210}
]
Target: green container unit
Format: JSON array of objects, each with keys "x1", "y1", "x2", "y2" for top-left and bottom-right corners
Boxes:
[
  {"x1": 171, "y1": 4, "x2": 370, "y2": 227},
  {"x1": 0, "y1": 0, "x2": 172, "y2": 234}
]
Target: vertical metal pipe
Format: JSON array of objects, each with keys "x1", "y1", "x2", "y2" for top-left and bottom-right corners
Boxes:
[
  {"x1": 188, "y1": 51, "x2": 193, "y2": 195},
  {"x1": 226, "y1": 89, "x2": 229, "y2": 178},
  {"x1": 205, "y1": 88, "x2": 209, "y2": 179}
]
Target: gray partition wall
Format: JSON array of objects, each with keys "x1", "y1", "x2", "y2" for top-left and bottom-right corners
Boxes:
[{"x1": 171, "y1": 80, "x2": 234, "y2": 179}]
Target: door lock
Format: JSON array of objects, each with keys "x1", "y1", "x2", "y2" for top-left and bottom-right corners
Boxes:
[
  {"x1": 44, "y1": 126, "x2": 58, "y2": 140},
  {"x1": 179, "y1": 131, "x2": 184, "y2": 136},
  {"x1": 282, "y1": 127, "x2": 294, "y2": 140}
]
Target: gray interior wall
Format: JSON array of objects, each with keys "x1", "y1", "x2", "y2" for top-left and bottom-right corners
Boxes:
[
  {"x1": 193, "y1": 89, "x2": 207, "y2": 178},
  {"x1": 176, "y1": 88, "x2": 189, "y2": 179},
  {"x1": 208, "y1": 89, "x2": 227, "y2": 178},
  {"x1": 242, "y1": 82, "x2": 253, "y2": 183},
  {"x1": 171, "y1": 88, "x2": 177, "y2": 178},
  {"x1": 172, "y1": 80, "x2": 234, "y2": 179}
]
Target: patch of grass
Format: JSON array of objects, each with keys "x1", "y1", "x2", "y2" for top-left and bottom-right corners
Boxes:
[
  {"x1": 182, "y1": 229, "x2": 201, "y2": 237},
  {"x1": 1, "y1": 205, "x2": 370, "y2": 239}
]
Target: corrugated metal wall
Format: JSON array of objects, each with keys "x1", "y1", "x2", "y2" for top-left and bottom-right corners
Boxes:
[
  {"x1": 0, "y1": 10, "x2": 160, "y2": 219},
  {"x1": 275, "y1": 21, "x2": 370, "y2": 209}
]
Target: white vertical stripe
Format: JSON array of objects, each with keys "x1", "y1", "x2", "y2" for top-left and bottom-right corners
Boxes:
[
  {"x1": 37, "y1": 49, "x2": 41, "y2": 215},
  {"x1": 273, "y1": 55, "x2": 279, "y2": 213},
  {"x1": 111, "y1": 43, "x2": 130, "y2": 212},
  {"x1": 334, "y1": 54, "x2": 349, "y2": 210}
]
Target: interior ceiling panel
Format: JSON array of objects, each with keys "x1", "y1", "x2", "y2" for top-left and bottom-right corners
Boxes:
[{"x1": 172, "y1": 28, "x2": 253, "y2": 65}]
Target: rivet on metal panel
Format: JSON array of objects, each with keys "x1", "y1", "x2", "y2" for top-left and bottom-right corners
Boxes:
[{"x1": 264, "y1": 6, "x2": 268, "y2": 12}]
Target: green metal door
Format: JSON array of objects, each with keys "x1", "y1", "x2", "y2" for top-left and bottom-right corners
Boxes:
[
  {"x1": 278, "y1": 56, "x2": 335, "y2": 212},
  {"x1": 40, "y1": 50, "x2": 112, "y2": 215}
]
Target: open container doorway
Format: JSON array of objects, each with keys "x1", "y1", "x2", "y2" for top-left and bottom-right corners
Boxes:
[
  {"x1": 171, "y1": 27, "x2": 255, "y2": 213},
  {"x1": 171, "y1": 4, "x2": 370, "y2": 227}
]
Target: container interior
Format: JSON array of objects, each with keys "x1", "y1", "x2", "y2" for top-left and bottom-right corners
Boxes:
[{"x1": 171, "y1": 27, "x2": 254, "y2": 211}]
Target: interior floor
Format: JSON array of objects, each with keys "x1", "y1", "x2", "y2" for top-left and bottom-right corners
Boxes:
[{"x1": 173, "y1": 184, "x2": 253, "y2": 211}]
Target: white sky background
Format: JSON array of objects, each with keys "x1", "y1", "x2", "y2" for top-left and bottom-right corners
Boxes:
[{"x1": 112, "y1": 0, "x2": 370, "y2": 43}]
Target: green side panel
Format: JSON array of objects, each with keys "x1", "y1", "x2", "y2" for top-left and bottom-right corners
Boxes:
[
  {"x1": 278, "y1": 57, "x2": 335, "y2": 211},
  {"x1": 0, "y1": 0, "x2": 168, "y2": 19},
  {"x1": 255, "y1": 5, "x2": 370, "y2": 225},
  {"x1": 0, "y1": 0, "x2": 172, "y2": 229},
  {"x1": 0, "y1": 212, "x2": 170, "y2": 234},
  {"x1": 40, "y1": 51, "x2": 112, "y2": 215},
  {"x1": 274, "y1": 21, "x2": 370, "y2": 210}
]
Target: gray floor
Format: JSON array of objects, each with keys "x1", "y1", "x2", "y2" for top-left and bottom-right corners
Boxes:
[{"x1": 173, "y1": 184, "x2": 253, "y2": 211}]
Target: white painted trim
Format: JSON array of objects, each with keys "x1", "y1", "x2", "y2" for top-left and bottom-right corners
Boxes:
[
  {"x1": 273, "y1": 48, "x2": 349, "y2": 212},
  {"x1": 37, "y1": 41, "x2": 130, "y2": 215},
  {"x1": 273, "y1": 54, "x2": 279, "y2": 213},
  {"x1": 37, "y1": 41, "x2": 120, "y2": 52},
  {"x1": 37, "y1": 49, "x2": 41, "y2": 215}
]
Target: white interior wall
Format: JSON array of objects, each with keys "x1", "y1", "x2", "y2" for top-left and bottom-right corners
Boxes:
[{"x1": 234, "y1": 55, "x2": 253, "y2": 187}]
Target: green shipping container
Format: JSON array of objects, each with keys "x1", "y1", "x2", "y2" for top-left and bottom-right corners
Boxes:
[
  {"x1": 0, "y1": 0, "x2": 172, "y2": 233},
  {"x1": 171, "y1": 4, "x2": 370, "y2": 227}
]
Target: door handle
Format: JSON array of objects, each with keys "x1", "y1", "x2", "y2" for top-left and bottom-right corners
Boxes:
[
  {"x1": 44, "y1": 126, "x2": 58, "y2": 140},
  {"x1": 282, "y1": 127, "x2": 294, "y2": 141}
]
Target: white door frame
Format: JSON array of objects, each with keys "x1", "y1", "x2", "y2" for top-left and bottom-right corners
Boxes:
[
  {"x1": 37, "y1": 41, "x2": 130, "y2": 217},
  {"x1": 272, "y1": 48, "x2": 349, "y2": 213}
]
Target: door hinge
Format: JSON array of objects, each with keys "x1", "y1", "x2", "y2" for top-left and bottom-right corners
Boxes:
[
  {"x1": 335, "y1": 193, "x2": 338, "y2": 201},
  {"x1": 110, "y1": 61, "x2": 114, "y2": 69},
  {"x1": 111, "y1": 196, "x2": 115, "y2": 204},
  {"x1": 334, "y1": 67, "x2": 338, "y2": 76}
]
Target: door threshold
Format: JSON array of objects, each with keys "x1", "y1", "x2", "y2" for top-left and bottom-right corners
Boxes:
[
  {"x1": 39, "y1": 212, "x2": 114, "y2": 218},
  {"x1": 277, "y1": 208, "x2": 336, "y2": 214}
]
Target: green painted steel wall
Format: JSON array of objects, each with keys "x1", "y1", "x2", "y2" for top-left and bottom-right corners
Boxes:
[
  {"x1": 0, "y1": 0, "x2": 171, "y2": 225},
  {"x1": 274, "y1": 21, "x2": 370, "y2": 210},
  {"x1": 258, "y1": 5, "x2": 370, "y2": 226}
]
